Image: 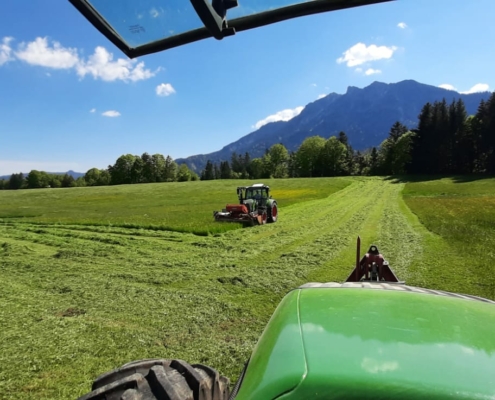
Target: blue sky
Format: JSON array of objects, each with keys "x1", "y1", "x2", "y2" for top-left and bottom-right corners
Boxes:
[{"x1": 0, "y1": 0, "x2": 493, "y2": 175}]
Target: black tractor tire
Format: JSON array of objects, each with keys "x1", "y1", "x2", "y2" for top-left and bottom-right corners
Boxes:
[
  {"x1": 78, "y1": 358, "x2": 230, "y2": 400},
  {"x1": 268, "y1": 202, "x2": 278, "y2": 223}
]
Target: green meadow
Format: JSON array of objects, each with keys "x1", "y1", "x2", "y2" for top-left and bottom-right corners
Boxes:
[
  {"x1": 0, "y1": 178, "x2": 352, "y2": 235},
  {"x1": 1, "y1": 176, "x2": 495, "y2": 399}
]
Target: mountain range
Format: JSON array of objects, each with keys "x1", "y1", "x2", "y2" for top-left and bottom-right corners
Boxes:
[{"x1": 176, "y1": 80, "x2": 491, "y2": 172}]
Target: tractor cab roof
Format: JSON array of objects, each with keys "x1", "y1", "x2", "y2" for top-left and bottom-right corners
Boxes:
[
  {"x1": 237, "y1": 183, "x2": 269, "y2": 190},
  {"x1": 69, "y1": 0, "x2": 393, "y2": 58}
]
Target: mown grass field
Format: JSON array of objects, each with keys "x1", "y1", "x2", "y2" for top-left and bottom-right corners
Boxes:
[
  {"x1": 1, "y1": 176, "x2": 495, "y2": 399},
  {"x1": 0, "y1": 178, "x2": 351, "y2": 235}
]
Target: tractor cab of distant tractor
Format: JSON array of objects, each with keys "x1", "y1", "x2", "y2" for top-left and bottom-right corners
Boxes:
[
  {"x1": 238, "y1": 184, "x2": 270, "y2": 210},
  {"x1": 245, "y1": 186, "x2": 268, "y2": 202}
]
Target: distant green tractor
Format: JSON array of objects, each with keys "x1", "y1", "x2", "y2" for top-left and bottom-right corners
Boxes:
[{"x1": 213, "y1": 183, "x2": 278, "y2": 225}]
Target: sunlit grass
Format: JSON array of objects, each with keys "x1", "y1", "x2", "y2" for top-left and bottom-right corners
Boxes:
[
  {"x1": 0, "y1": 178, "x2": 352, "y2": 235},
  {"x1": 403, "y1": 177, "x2": 495, "y2": 299}
]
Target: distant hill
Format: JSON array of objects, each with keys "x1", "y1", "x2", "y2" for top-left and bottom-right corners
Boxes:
[
  {"x1": 0, "y1": 170, "x2": 84, "y2": 180},
  {"x1": 177, "y1": 80, "x2": 491, "y2": 172}
]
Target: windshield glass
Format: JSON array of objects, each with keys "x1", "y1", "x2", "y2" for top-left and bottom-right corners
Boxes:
[
  {"x1": 246, "y1": 187, "x2": 268, "y2": 199},
  {"x1": 86, "y1": 0, "x2": 313, "y2": 48},
  {"x1": 87, "y1": 0, "x2": 203, "y2": 47}
]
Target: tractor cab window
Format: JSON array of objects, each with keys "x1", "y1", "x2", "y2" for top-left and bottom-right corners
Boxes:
[
  {"x1": 246, "y1": 188, "x2": 268, "y2": 201},
  {"x1": 69, "y1": 0, "x2": 388, "y2": 58}
]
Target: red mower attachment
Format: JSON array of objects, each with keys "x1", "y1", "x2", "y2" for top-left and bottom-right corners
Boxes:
[
  {"x1": 345, "y1": 237, "x2": 402, "y2": 283},
  {"x1": 226, "y1": 204, "x2": 249, "y2": 214}
]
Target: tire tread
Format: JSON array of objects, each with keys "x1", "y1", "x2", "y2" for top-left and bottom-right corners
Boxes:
[{"x1": 78, "y1": 359, "x2": 230, "y2": 400}]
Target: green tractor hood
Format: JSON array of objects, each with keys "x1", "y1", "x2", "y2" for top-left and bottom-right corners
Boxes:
[{"x1": 234, "y1": 283, "x2": 495, "y2": 399}]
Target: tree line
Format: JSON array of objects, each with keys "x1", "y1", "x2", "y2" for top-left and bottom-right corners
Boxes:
[
  {"x1": 199, "y1": 92, "x2": 495, "y2": 179},
  {"x1": 0, "y1": 153, "x2": 198, "y2": 190},
  {"x1": 1, "y1": 92, "x2": 494, "y2": 190}
]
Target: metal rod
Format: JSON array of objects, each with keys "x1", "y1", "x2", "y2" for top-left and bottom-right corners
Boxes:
[{"x1": 356, "y1": 236, "x2": 361, "y2": 281}]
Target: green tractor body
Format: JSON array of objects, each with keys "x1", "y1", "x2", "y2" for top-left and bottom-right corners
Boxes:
[{"x1": 234, "y1": 283, "x2": 495, "y2": 399}]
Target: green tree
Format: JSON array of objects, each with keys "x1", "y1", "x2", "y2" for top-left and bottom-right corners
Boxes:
[
  {"x1": 337, "y1": 131, "x2": 349, "y2": 147},
  {"x1": 482, "y1": 92, "x2": 495, "y2": 173},
  {"x1": 380, "y1": 131, "x2": 415, "y2": 175},
  {"x1": 368, "y1": 147, "x2": 379, "y2": 175},
  {"x1": 85, "y1": 168, "x2": 101, "y2": 186},
  {"x1": 61, "y1": 173, "x2": 76, "y2": 187},
  {"x1": 353, "y1": 151, "x2": 368, "y2": 176},
  {"x1": 140, "y1": 152, "x2": 154, "y2": 182},
  {"x1": 451, "y1": 99, "x2": 473, "y2": 174},
  {"x1": 201, "y1": 160, "x2": 215, "y2": 180},
  {"x1": 163, "y1": 156, "x2": 178, "y2": 182},
  {"x1": 214, "y1": 163, "x2": 221, "y2": 180},
  {"x1": 74, "y1": 177, "x2": 87, "y2": 187},
  {"x1": 26, "y1": 170, "x2": 50, "y2": 188},
  {"x1": 130, "y1": 156, "x2": 145, "y2": 183},
  {"x1": 8, "y1": 173, "x2": 24, "y2": 190},
  {"x1": 409, "y1": 102, "x2": 434, "y2": 174},
  {"x1": 109, "y1": 154, "x2": 136, "y2": 185},
  {"x1": 231, "y1": 152, "x2": 241, "y2": 174},
  {"x1": 49, "y1": 175, "x2": 62, "y2": 188},
  {"x1": 243, "y1": 152, "x2": 252, "y2": 178},
  {"x1": 98, "y1": 169, "x2": 111, "y2": 185},
  {"x1": 296, "y1": 136, "x2": 325, "y2": 177},
  {"x1": 320, "y1": 136, "x2": 347, "y2": 176},
  {"x1": 219, "y1": 161, "x2": 232, "y2": 179},
  {"x1": 389, "y1": 122, "x2": 408, "y2": 142},
  {"x1": 151, "y1": 154, "x2": 166, "y2": 182},
  {"x1": 177, "y1": 164, "x2": 192, "y2": 182},
  {"x1": 267, "y1": 143, "x2": 289, "y2": 178},
  {"x1": 249, "y1": 158, "x2": 264, "y2": 179}
]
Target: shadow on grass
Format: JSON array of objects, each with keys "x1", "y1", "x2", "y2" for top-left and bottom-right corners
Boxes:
[{"x1": 384, "y1": 174, "x2": 494, "y2": 184}]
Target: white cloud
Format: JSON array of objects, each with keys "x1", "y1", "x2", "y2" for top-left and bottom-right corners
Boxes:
[
  {"x1": 102, "y1": 110, "x2": 121, "y2": 117},
  {"x1": 0, "y1": 160, "x2": 81, "y2": 175},
  {"x1": 15, "y1": 37, "x2": 79, "y2": 69},
  {"x1": 254, "y1": 106, "x2": 304, "y2": 129},
  {"x1": 460, "y1": 83, "x2": 490, "y2": 94},
  {"x1": 355, "y1": 67, "x2": 363, "y2": 73},
  {"x1": 2, "y1": 36, "x2": 158, "y2": 83},
  {"x1": 150, "y1": 8, "x2": 160, "y2": 18},
  {"x1": 440, "y1": 83, "x2": 491, "y2": 94},
  {"x1": 317, "y1": 94, "x2": 327, "y2": 100},
  {"x1": 90, "y1": 108, "x2": 96, "y2": 113},
  {"x1": 76, "y1": 46, "x2": 156, "y2": 82},
  {"x1": 156, "y1": 83, "x2": 176, "y2": 96},
  {"x1": 439, "y1": 84, "x2": 457, "y2": 91},
  {"x1": 311, "y1": 83, "x2": 317, "y2": 87},
  {"x1": 397, "y1": 22, "x2": 407, "y2": 29},
  {"x1": 337, "y1": 42, "x2": 397, "y2": 67},
  {"x1": 0, "y1": 37, "x2": 14, "y2": 66},
  {"x1": 365, "y1": 68, "x2": 382, "y2": 76}
]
